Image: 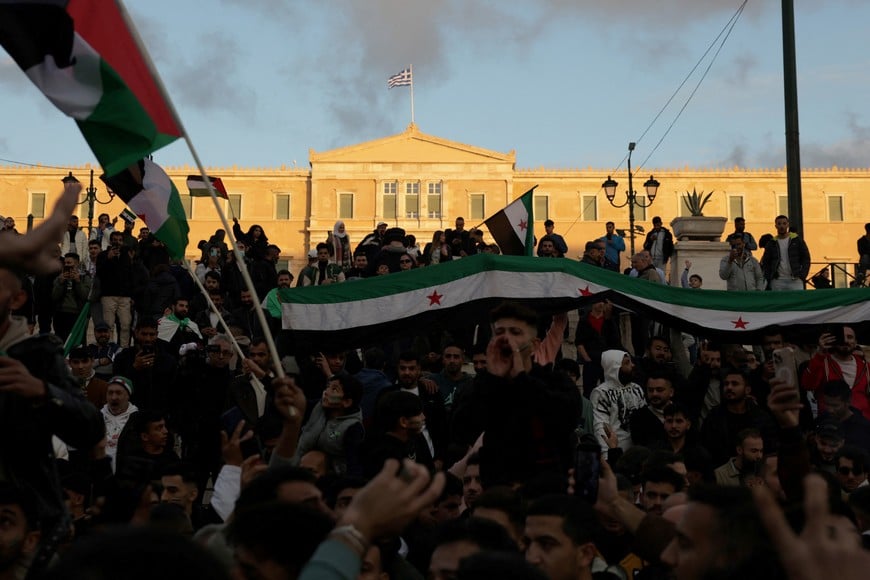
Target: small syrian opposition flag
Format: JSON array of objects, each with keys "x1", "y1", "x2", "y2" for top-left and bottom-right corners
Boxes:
[
  {"x1": 278, "y1": 254, "x2": 870, "y2": 349},
  {"x1": 484, "y1": 187, "x2": 536, "y2": 256},
  {"x1": 119, "y1": 207, "x2": 137, "y2": 224},
  {"x1": 0, "y1": 0, "x2": 182, "y2": 176},
  {"x1": 388, "y1": 67, "x2": 412, "y2": 88},
  {"x1": 101, "y1": 158, "x2": 189, "y2": 259},
  {"x1": 187, "y1": 175, "x2": 228, "y2": 199}
]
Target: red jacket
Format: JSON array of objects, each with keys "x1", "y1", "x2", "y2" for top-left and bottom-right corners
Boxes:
[{"x1": 802, "y1": 353, "x2": 870, "y2": 420}]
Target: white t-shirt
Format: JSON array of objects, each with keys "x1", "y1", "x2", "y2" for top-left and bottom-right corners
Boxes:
[
  {"x1": 776, "y1": 237, "x2": 793, "y2": 279},
  {"x1": 838, "y1": 355, "x2": 858, "y2": 387}
]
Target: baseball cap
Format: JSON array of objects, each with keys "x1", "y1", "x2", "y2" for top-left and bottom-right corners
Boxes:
[
  {"x1": 307, "y1": 249, "x2": 318, "y2": 259},
  {"x1": 94, "y1": 321, "x2": 110, "y2": 331},
  {"x1": 107, "y1": 375, "x2": 133, "y2": 396},
  {"x1": 815, "y1": 420, "x2": 844, "y2": 441}
]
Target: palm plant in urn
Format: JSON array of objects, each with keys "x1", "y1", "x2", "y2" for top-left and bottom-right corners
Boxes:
[
  {"x1": 671, "y1": 188, "x2": 726, "y2": 240},
  {"x1": 682, "y1": 188, "x2": 714, "y2": 216}
]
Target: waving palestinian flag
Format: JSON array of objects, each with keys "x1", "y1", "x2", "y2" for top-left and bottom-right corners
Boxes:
[
  {"x1": 278, "y1": 254, "x2": 870, "y2": 348},
  {"x1": 101, "y1": 158, "x2": 188, "y2": 259},
  {"x1": 0, "y1": 0, "x2": 182, "y2": 176}
]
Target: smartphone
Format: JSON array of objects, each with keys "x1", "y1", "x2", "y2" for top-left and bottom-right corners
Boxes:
[
  {"x1": 140, "y1": 345, "x2": 155, "y2": 355},
  {"x1": 220, "y1": 406, "x2": 262, "y2": 459},
  {"x1": 772, "y1": 347, "x2": 799, "y2": 402},
  {"x1": 573, "y1": 443, "x2": 601, "y2": 503},
  {"x1": 833, "y1": 326, "x2": 848, "y2": 347}
]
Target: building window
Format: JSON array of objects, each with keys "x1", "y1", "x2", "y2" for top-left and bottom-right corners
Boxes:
[
  {"x1": 180, "y1": 195, "x2": 193, "y2": 218},
  {"x1": 828, "y1": 195, "x2": 844, "y2": 222},
  {"x1": 383, "y1": 182, "x2": 397, "y2": 220},
  {"x1": 427, "y1": 182, "x2": 442, "y2": 218},
  {"x1": 339, "y1": 193, "x2": 354, "y2": 219},
  {"x1": 228, "y1": 194, "x2": 242, "y2": 219},
  {"x1": 534, "y1": 195, "x2": 548, "y2": 221},
  {"x1": 275, "y1": 194, "x2": 290, "y2": 220},
  {"x1": 777, "y1": 195, "x2": 788, "y2": 218},
  {"x1": 728, "y1": 195, "x2": 744, "y2": 220},
  {"x1": 29, "y1": 192, "x2": 46, "y2": 219},
  {"x1": 470, "y1": 193, "x2": 485, "y2": 220},
  {"x1": 405, "y1": 182, "x2": 419, "y2": 218},
  {"x1": 635, "y1": 195, "x2": 648, "y2": 222},
  {"x1": 581, "y1": 195, "x2": 597, "y2": 221},
  {"x1": 276, "y1": 259, "x2": 290, "y2": 272},
  {"x1": 678, "y1": 194, "x2": 693, "y2": 217}
]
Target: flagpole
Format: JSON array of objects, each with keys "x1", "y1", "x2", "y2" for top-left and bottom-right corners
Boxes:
[
  {"x1": 185, "y1": 261, "x2": 247, "y2": 361},
  {"x1": 114, "y1": 0, "x2": 288, "y2": 388},
  {"x1": 409, "y1": 64, "x2": 415, "y2": 125}
]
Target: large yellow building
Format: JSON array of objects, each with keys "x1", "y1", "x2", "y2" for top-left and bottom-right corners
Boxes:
[{"x1": 2, "y1": 123, "x2": 868, "y2": 284}]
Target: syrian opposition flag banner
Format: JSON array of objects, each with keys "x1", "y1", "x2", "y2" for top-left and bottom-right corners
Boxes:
[
  {"x1": 187, "y1": 175, "x2": 228, "y2": 199},
  {"x1": 101, "y1": 158, "x2": 189, "y2": 259},
  {"x1": 484, "y1": 187, "x2": 536, "y2": 256},
  {"x1": 0, "y1": 0, "x2": 182, "y2": 176},
  {"x1": 278, "y1": 254, "x2": 870, "y2": 348}
]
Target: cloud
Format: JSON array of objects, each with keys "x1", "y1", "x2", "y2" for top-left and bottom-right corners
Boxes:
[
  {"x1": 226, "y1": 0, "x2": 754, "y2": 140},
  {"x1": 726, "y1": 53, "x2": 758, "y2": 86},
  {"x1": 755, "y1": 113, "x2": 870, "y2": 168},
  {"x1": 167, "y1": 34, "x2": 257, "y2": 118},
  {"x1": 719, "y1": 144, "x2": 748, "y2": 168}
]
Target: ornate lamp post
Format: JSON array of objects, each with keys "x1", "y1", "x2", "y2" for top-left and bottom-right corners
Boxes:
[
  {"x1": 601, "y1": 142, "x2": 660, "y2": 256},
  {"x1": 62, "y1": 169, "x2": 114, "y2": 238}
]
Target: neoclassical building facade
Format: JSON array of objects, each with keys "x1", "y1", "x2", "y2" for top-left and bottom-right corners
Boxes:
[{"x1": 2, "y1": 123, "x2": 868, "y2": 283}]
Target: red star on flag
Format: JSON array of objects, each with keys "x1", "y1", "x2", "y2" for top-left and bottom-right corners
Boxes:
[
  {"x1": 518, "y1": 219, "x2": 527, "y2": 231},
  {"x1": 731, "y1": 316, "x2": 749, "y2": 329},
  {"x1": 427, "y1": 290, "x2": 443, "y2": 306},
  {"x1": 579, "y1": 286, "x2": 593, "y2": 296},
  {"x1": 137, "y1": 212, "x2": 147, "y2": 222}
]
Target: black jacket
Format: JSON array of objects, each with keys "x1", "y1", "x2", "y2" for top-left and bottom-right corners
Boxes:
[
  {"x1": 0, "y1": 323, "x2": 104, "y2": 525},
  {"x1": 374, "y1": 384, "x2": 449, "y2": 461},
  {"x1": 452, "y1": 366, "x2": 581, "y2": 486},
  {"x1": 760, "y1": 234, "x2": 811, "y2": 282},
  {"x1": 643, "y1": 228, "x2": 674, "y2": 261},
  {"x1": 699, "y1": 400, "x2": 777, "y2": 465}
]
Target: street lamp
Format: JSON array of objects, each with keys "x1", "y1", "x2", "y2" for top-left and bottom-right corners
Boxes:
[
  {"x1": 62, "y1": 169, "x2": 114, "y2": 237},
  {"x1": 601, "y1": 142, "x2": 660, "y2": 256}
]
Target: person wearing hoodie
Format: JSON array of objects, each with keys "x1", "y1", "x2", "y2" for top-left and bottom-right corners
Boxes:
[
  {"x1": 101, "y1": 375, "x2": 139, "y2": 471},
  {"x1": 590, "y1": 350, "x2": 647, "y2": 453},
  {"x1": 293, "y1": 372, "x2": 365, "y2": 477},
  {"x1": 760, "y1": 215, "x2": 811, "y2": 290}
]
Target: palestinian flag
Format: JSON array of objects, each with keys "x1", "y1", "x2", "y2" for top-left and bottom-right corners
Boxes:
[
  {"x1": 278, "y1": 254, "x2": 870, "y2": 349},
  {"x1": 0, "y1": 0, "x2": 182, "y2": 176},
  {"x1": 187, "y1": 175, "x2": 228, "y2": 199},
  {"x1": 101, "y1": 158, "x2": 189, "y2": 259},
  {"x1": 484, "y1": 187, "x2": 536, "y2": 256}
]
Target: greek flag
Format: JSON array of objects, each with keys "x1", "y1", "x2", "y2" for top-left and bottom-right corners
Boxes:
[{"x1": 387, "y1": 68, "x2": 412, "y2": 88}]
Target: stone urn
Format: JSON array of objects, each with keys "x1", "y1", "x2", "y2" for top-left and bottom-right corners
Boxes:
[{"x1": 670, "y1": 216, "x2": 727, "y2": 241}]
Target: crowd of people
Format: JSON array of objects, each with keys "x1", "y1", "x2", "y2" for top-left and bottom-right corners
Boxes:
[{"x1": 0, "y1": 183, "x2": 869, "y2": 580}]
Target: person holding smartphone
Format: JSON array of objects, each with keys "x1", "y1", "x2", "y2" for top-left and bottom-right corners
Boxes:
[
  {"x1": 803, "y1": 325, "x2": 870, "y2": 420},
  {"x1": 719, "y1": 234, "x2": 765, "y2": 291},
  {"x1": 50, "y1": 252, "x2": 92, "y2": 341}
]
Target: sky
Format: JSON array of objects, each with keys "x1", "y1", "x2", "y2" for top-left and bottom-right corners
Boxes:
[{"x1": 1, "y1": 0, "x2": 869, "y2": 174}]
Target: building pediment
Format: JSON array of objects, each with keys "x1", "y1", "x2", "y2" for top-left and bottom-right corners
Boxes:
[{"x1": 309, "y1": 123, "x2": 515, "y2": 166}]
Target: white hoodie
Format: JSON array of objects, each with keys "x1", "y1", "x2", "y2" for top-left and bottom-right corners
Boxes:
[
  {"x1": 101, "y1": 403, "x2": 139, "y2": 471},
  {"x1": 589, "y1": 350, "x2": 647, "y2": 452}
]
